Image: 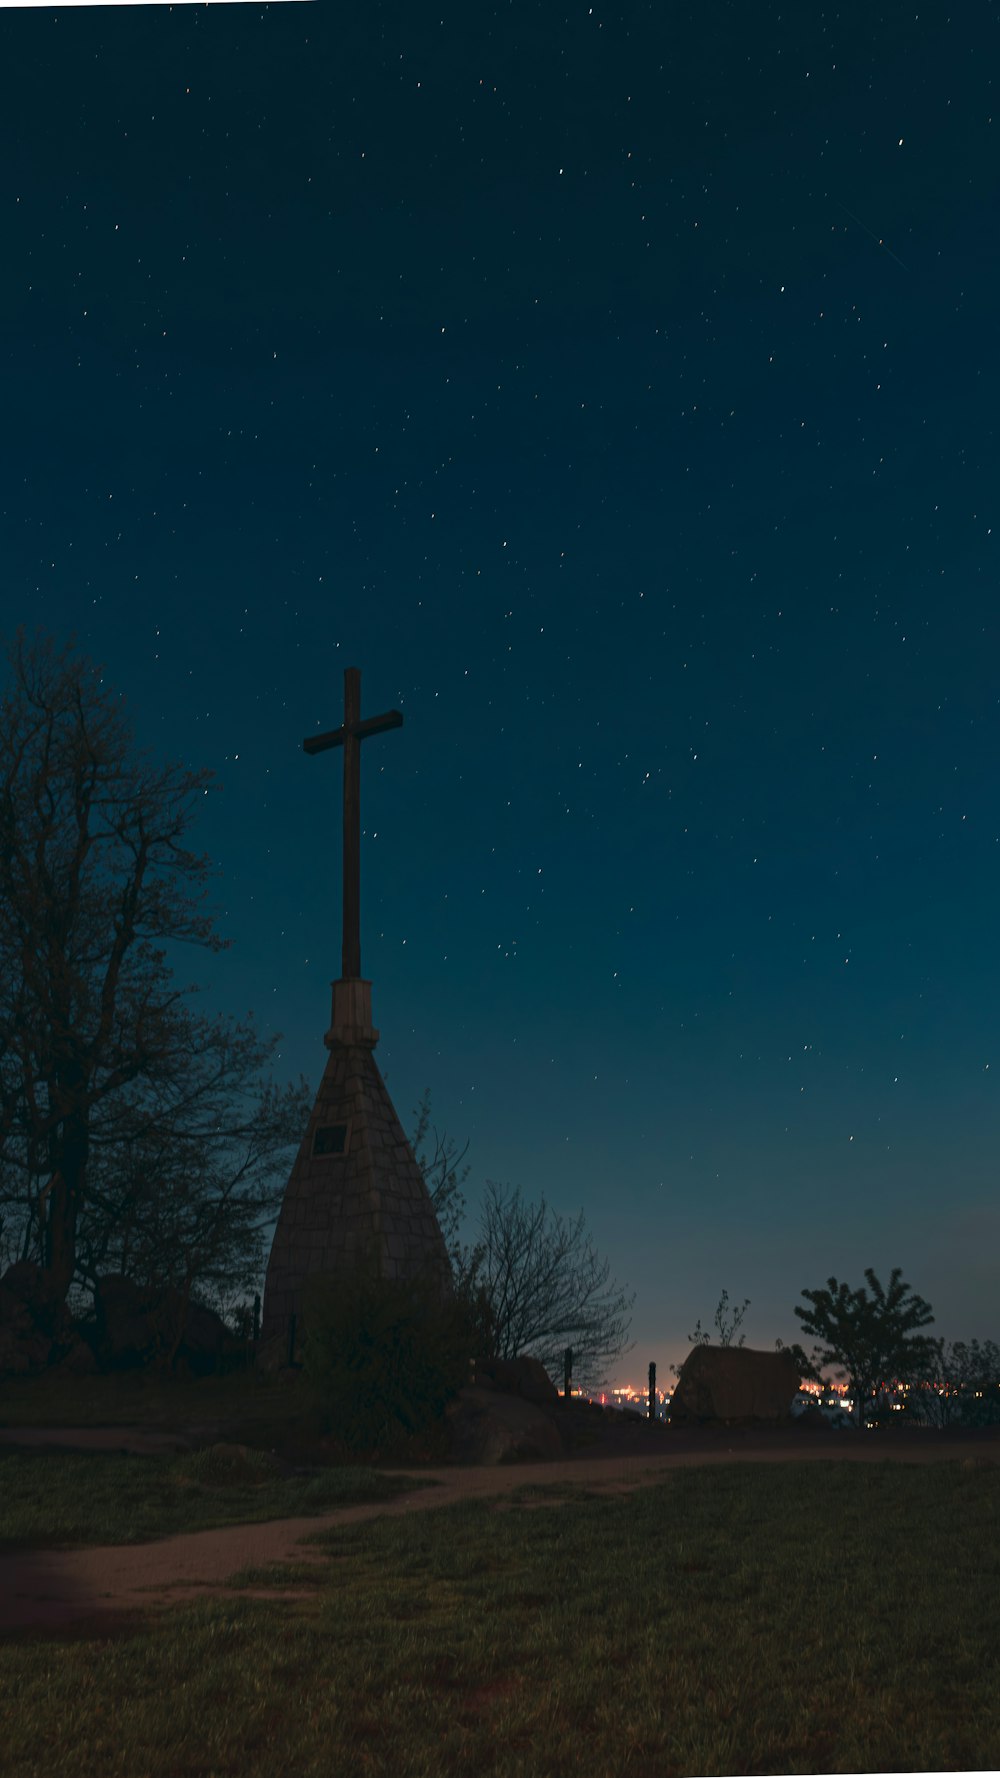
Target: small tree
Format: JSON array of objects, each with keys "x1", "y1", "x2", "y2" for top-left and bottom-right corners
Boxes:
[
  {"x1": 671, "y1": 1290, "x2": 751, "y2": 1378},
  {"x1": 409, "y1": 1095, "x2": 637, "y2": 1379},
  {"x1": 793, "y1": 1267, "x2": 936, "y2": 1430},
  {"x1": 472, "y1": 1179, "x2": 634, "y2": 1391}
]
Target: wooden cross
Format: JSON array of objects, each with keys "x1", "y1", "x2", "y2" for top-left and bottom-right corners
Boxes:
[{"x1": 303, "y1": 667, "x2": 403, "y2": 980}]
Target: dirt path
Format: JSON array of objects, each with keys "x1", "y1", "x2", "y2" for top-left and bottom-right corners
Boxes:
[{"x1": 1, "y1": 1423, "x2": 996, "y2": 1640}]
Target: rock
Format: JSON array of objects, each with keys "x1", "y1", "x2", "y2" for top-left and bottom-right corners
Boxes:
[
  {"x1": 1, "y1": 1260, "x2": 73, "y2": 1334},
  {"x1": 0, "y1": 1261, "x2": 78, "y2": 1377},
  {"x1": 670, "y1": 1345, "x2": 801, "y2": 1425},
  {"x1": 0, "y1": 1263, "x2": 237, "y2": 1380},
  {"x1": 93, "y1": 1276, "x2": 241, "y2": 1377},
  {"x1": 0, "y1": 1312, "x2": 51, "y2": 1376},
  {"x1": 446, "y1": 1385, "x2": 566, "y2": 1464},
  {"x1": 475, "y1": 1355, "x2": 560, "y2": 1405}
]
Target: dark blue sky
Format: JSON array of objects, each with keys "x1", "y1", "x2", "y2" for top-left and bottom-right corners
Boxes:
[{"x1": 3, "y1": 2, "x2": 998, "y2": 1383}]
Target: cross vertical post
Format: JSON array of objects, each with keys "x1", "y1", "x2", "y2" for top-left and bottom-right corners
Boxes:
[
  {"x1": 303, "y1": 667, "x2": 403, "y2": 981},
  {"x1": 341, "y1": 667, "x2": 361, "y2": 978}
]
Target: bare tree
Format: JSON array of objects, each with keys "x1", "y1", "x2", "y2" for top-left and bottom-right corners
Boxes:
[
  {"x1": 472, "y1": 1179, "x2": 634, "y2": 1390},
  {"x1": 793, "y1": 1267, "x2": 936, "y2": 1430},
  {"x1": 0, "y1": 625, "x2": 310, "y2": 1334}
]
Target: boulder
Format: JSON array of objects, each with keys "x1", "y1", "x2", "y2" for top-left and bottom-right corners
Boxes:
[
  {"x1": 445, "y1": 1385, "x2": 566, "y2": 1464},
  {"x1": 0, "y1": 1264, "x2": 234, "y2": 1381},
  {"x1": 0, "y1": 1261, "x2": 79, "y2": 1377},
  {"x1": 1, "y1": 1260, "x2": 73, "y2": 1334},
  {"x1": 670, "y1": 1345, "x2": 801, "y2": 1425},
  {"x1": 475, "y1": 1355, "x2": 560, "y2": 1405},
  {"x1": 0, "y1": 1303, "x2": 51, "y2": 1376},
  {"x1": 93, "y1": 1276, "x2": 240, "y2": 1376}
]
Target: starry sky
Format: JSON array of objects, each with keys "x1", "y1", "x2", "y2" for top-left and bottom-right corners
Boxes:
[{"x1": 3, "y1": 2, "x2": 998, "y2": 1387}]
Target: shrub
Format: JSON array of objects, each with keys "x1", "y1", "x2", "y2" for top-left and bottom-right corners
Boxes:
[
  {"x1": 900, "y1": 1338, "x2": 1000, "y2": 1428},
  {"x1": 300, "y1": 1251, "x2": 476, "y2": 1456}
]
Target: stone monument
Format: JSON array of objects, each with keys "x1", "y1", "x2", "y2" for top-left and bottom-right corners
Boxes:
[
  {"x1": 669, "y1": 1345, "x2": 801, "y2": 1424},
  {"x1": 260, "y1": 667, "x2": 452, "y2": 1362}
]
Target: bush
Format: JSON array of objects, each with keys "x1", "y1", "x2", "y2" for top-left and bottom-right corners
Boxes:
[
  {"x1": 300, "y1": 1253, "x2": 477, "y2": 1456},
  {"x1": 899, "y1": 1338, "x2": 1000, "y2": 1429}
]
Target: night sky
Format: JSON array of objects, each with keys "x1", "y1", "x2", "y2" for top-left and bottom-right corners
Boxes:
[{"x1": 4, "y1": 3, "x2": 998, "y2": 1387}]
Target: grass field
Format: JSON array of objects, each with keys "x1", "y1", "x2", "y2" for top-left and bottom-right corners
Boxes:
[
  {"x1": 2, "y1": 1449, "x2": 998, "y2": 1776},
  {"x1": 0, "y1": 1441, "x2": 436, "y2": 1552}
]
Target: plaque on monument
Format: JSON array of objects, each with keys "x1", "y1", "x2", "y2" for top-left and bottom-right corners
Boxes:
[{"x1": 313, "y1": 1123, "x2": 349, "y2": 1157}]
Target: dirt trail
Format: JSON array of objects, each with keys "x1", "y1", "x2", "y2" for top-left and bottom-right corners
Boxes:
[{"x1": 1, "y1": 1423, "x2": 996, "y2": 1640}]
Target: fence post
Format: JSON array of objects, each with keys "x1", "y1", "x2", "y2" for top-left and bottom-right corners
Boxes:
[
  {"x1": 648, "y1": 1360, "x2": 656, "y2": 1422},
  {"x1": 252, "y1": 1292, "x2": 261, "y2": 1342},
  {"x1": 563, "y1": 1346, "x2": 573, "y2": 1402},
  {"x1": 287, "y1": 1312, "x2": 297, "y2": 1369}
]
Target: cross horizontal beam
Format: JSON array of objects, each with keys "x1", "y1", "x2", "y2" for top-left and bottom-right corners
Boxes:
[
  {"x1": 303, "y1": 710, "x2": 403, "y2": 755},
  {"x1": 303, "y1": 668, "x2": 404, "y2": 980}
]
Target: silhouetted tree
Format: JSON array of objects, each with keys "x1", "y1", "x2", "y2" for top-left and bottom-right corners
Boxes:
[
  {"x1": 404, "y1": 1111, "x2": 634, "y2": 1386},
  {"x1": 470, "y1": 1179, "x2": 634, "y2": 1390},
  {"x1": 793, "y1": 1267, "x2": 936, "y2": 1429},
  {"x1": 898, "y1": 1336, "x2": 1000, "y2": 1428},
  {"x1": 773, "y1": 1336, "x2": 822, "y2": 1384},
  {"x1": 0, "y1": 626, "x2": 311, "y2": 1336}
]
